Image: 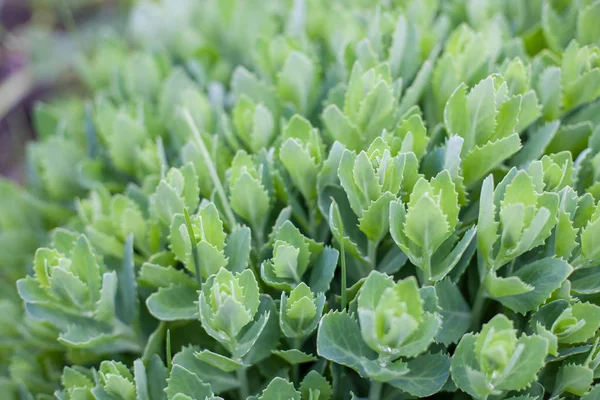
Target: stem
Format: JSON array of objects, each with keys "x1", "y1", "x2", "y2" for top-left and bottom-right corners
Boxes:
[
  {"x1": 367, "y1": 240, "x2": 378, "y2": 271},
  {"x1": 422, "y1": 254, "x2": 432, "y2": 286},
  {"x1": 237, "y1": 366, "x2": 249, "y2": 400},
  {"x1": 166, "y1": 329, "x2": 172, "y2": 370},
  {"x1": 340, "y1": 230, "x2": 347, "y2": 311},
  {"x1": 471, "y1": 283, "x2": 488, "y2": 331},
  {"x1": 368, "y1": 380, "x2": 383, "y2": 400},
  {"x1": 183, "y1": 208, "x2": 203, "y2": 289},
  {"x1": 309, "y1": 205, "x2": 319, "y2": 239},
  {"x1": 182, "y1": 109, "x2": 237, "y2": 229},
  {"x1": 292, "y1": 337, "x2": 301, "y2": 386}
]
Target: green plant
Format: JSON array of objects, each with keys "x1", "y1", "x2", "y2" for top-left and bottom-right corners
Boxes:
[{"x1": 3, "y1": 0, "x2": 600, "y2": 399}]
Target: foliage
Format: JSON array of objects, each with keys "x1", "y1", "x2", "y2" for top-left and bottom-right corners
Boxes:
[{"x1": 3, "y1": 0, "x2": 600, "y2": 399}]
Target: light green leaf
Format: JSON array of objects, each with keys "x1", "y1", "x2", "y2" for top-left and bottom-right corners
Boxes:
[
  {"x1": 259, "y1": 377, "x2": 301, "y2": 400},
  {"x1": 272, "y1": 349, "x2": 317, "y2": 365},
  {"x1": 493, "y1": 258, "x2": 572, "y2": 314},
  {"x1": 146, "y1": 285, "x2": 198, "y2": 321},
  {"x1": 194, "y1": 350, "x2": 244, "y2": 372}
]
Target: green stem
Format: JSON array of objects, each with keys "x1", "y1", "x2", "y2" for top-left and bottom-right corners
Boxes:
[
  {"x1": 367, "y1": 240, "x2": 378, "y2": 271},
  {"x1": 309, "y1": 204, "x2": 319, "y2": 239},
  {"x1": 471, "y1": 283, "x2": 488, "y2": 331},
  {"x1": 237, "y1": 366, "x2": 249, "y2": 400},
  {"x1": 182, "y1": 109, "x2": 237, "y2": 229},
  {"x1": 166, "y1": 329, "x2": 172, "y2": 370},
  {"x1": 422, "y1": 254, "x2": 432, "y2": 286},
  {"x1": 183, "y1": 208, "x2": 203, "y2": 289},
  {"x1": 368, "y1": 380, "x2": 383, "y2": 400},
  {"x1": 292, "y1": 337, "x2": 301, "y2": 386},
  {"x1": 340, "y1": 233, "x2": 347, "y2": 311}
]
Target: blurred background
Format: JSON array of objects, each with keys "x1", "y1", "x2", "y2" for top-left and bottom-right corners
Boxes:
[{"x1": 0, "y1": 0, "x2": 128, "y2": 182}]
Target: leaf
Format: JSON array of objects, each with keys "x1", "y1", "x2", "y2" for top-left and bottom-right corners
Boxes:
[
  {"x1": 431, "y1": 227, "x2": 476, "y2": 281},
  {"x1": 165, "y1": 365, "x2": 214, "y2": 400},
  {"x1": 450, "y1": 334, "x2": 487, "y2": 398},
  {"x1": 388, "y1": 352, "x2": 450, "y2": 397},
  {"x1": 462, "y1": 133, "x2": 522, "y2": 187},
  {"x1": 194, "y1": 350, "x2": 244, "y2": 372},
  {"x1": 242, "y1": 295, "x2": 280, "y2": 365},
  {"x1": 171, "y1": 346, "x2": 239, "y2": 394},
  {"x1": 308, "y1": 247, "x2": 339, "y2": 294},
  {"x1": 71, "y1": 235, "x2": 102, "y2": 305},
  {"x1": 146, "y1": 285, "x2": 198, "y2": 321},
  {"x1": 493, "y1": 335, "x2": 548, "y2": 391},
  {"x1": 230, "y1": 172, "x2": 270, "y2": 231},
  {"x1": 554, "y1": 364, "x2": 594, "y2": 396},
  {"x1": 259, "y1": 377, "x2": 301, "y2": 400},
  {"x1": 139, "y1": 263, "x2": 196, "y2": 289},
  {"x1": 134, "y1": 359, "x2": 150, "y2": 400},
  {"x1": 570, "y1": 267, "x2": 600, "y2": 294},
  {"x1": 404, "y1": 194, "x2": 450, "y2": 257},
  {"x1": 272, "y1": 349, "x2": 317, "y2": 364},
  {"x1": 434, "y1": 279, "x2": 471, "y2": 345},
  {"x1": 358, "y1": 193, "x2": 396, "y2": 243},
  {"x1": 300, "y1": 371, "x2": 332, "y2": 400},
  {"x1": 114, "y1": 235, "x2": 138, "y2": 326},
  {"x1": 317, "y1": 312, "x2": 377, "y2": 377},
  {"x1": 493, "y1": 258, "x2": 572, "y2": 314}
]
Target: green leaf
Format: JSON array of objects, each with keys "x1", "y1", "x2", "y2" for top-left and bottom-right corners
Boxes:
[
  {"x1": 115, "y1": 235, "x2": 138, "y2": 326},
  {"x1": 308, "y1": 246, "x2": 339, "y2": 294},
  {"x1": 272, "y1": 349, "x2": 317, "y2": 365},
  {"x1": 554, "y1": 364, "x2": 594, "y2": 396},
  {"x1": 259, "y1": 377, "x2": 301, "y2": 400},
  {"x1": 462, "y1": 133, "x2": 522, "y2": 187},
  {"x1": 388, "y1": 352, "x2": 450, "y2": 397},
  {"x1": 300, "y1": 371, "x2": 332, "y2": 400},
  {"x1": 434, "y1": 279, "x2": 471, "y2": 345},
  {"x1": 194, "y1": 350, "x2": 244, "y2": 372},
  {"x1": 493, "y1": 258, "x2": 572, "y2": 314},
  {"x1": 404, "y1": 194, "x2": 450, "y2": 257},
  {"x1": 358, "y1": 193, "x2": 395, "y2": 243},
  {"x1": 317, "y1": 312, "x2": 377, "y2": 377},
  {"x1": 165, "y1": 365, "x2": 214, "y2": 400},
  {"x1": 493, "y1": 335, "x2": 548, "y2": 391},
  {"x1": 171, "y1": 346, "x2": 239, "y2": 394},
  {"x1": 230, "y1": 172, "x2": 270, "y2": 231},
  {"x1": 146, "y1": 285, "x2": 198, "y2": 321},
  {"x1": 224, "y1": 226, "x2": 252, "y2": 273}
]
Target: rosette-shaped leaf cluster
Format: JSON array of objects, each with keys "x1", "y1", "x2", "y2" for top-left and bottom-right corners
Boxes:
[
  {"x1": 261, "y1": 221, "x2": 337, "y2": 292},
  {"x1": 17, "y1": 234, "x2": 140, "y2": 356},
  {"x1": 199, "y1": 269, "x2": 266, "y2": 356},
  {"x1": 390, "y1": 171, "x2": 475, "y2": 283},
  {"x1": 530, "y1": 300, "x2": 600, "y2": 356},
  {"x1": 443, "y1": 74, "x2": 541, "y2": 188},
  {"x1": 93, "y1": 99, "x2": 163, "y2": 182},
  {"x1": 280, "y1": 283, "x2": 324, "y2": 340},
  {"x1": 227, "y1": 151, "x2": 271, "y2": 238},
  {"x1": 322, "y1": 62, "x2": 402, "y2": 150},
  {"x1": 170, "y1": 202, "x2": 227, "y2": 278},
  {"x1": 477, "y1": 170, "x2": 573, "y2": 313},
  {"x1": 338, "y1": 139, "x2": 420, "y2": 248},
  {"x1": 58, "y1": 357, "x2": 169, "y2": 400},
  {"x1": 452, "y1": 314, "x2": 549, "y2": 399},
  {"x1": 317, "y1": 271, "x2": 449, "y2": 397},
  {"x1": 279, "y1": 116, "x2": 325, "y2": 205},
  {"x1": 77, "y1": 187, "x2": 151, "y2": 260},
  {"x1": 149, "y1": 164, "x2": 199, "y2": 228}
]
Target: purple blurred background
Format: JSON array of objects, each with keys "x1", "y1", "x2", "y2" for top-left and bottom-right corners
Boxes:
[{"x1": 0, "y1": 0, "x2": 125, "y2": 182}]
